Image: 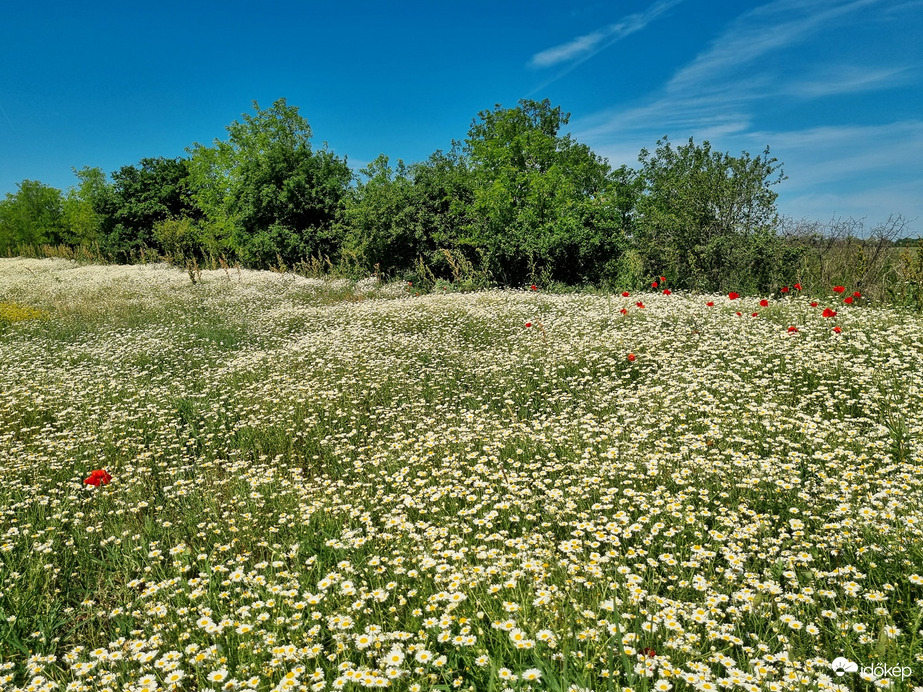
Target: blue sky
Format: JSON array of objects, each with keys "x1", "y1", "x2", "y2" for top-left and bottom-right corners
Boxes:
[{"x1": 1, "y1": 0, "x2": 921, "y2": 232}]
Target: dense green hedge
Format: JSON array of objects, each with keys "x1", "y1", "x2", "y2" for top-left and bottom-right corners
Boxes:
[{"x1": 2, "y1": 98, "x2": 917, "y2": 298}]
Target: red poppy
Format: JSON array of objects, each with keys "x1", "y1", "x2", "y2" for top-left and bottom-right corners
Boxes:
[
  {"x1": 706, "y1": 301, "x2": 715, "y2": 307},
  {"x1": 833, "y1": 286, "x2": 845, "y2": 293},
  {"x1": 752, "y1": 312, "x2": 759, "y2": 317},
  {"x1": 736, "y1": 311, "x2": 742, "y2": 317},
  {"x1": 811, "y1": 301, "x2": 818, "y2": 307},
  {"x1": 659, "y1": 276, "x2": 666, "y2": 283},
  {"x1": 759, "y1": 299, "x2": 769, "y2": 307},
  {"x1": 619, "y1": 308, "x2": 628, "y2": 315},
  {"x1": 651, "y1": 281, "x2": 658, "y2": 288},
  {"x1": 636, "y1": 302, "x2": 645, "y2": 309},
  {"x1": 780, "y1": 286, "x2": 789, "y2": 293},
  {"x1": 642, "y1": 647, "x2": 656, "y2": 658},
  {"x1": 407, "y1": 281, "x2": 413, "y2": 287},
  {"x1": 822, "y1": 308, "x2": 837, "y2": 318},
  {"x1": 525, "y1": 322, "x2": 532, "y2": 328},
  {"x1": 853, "y1": 291, "x2": 861, "y2": 297},
  {"x1": 794, "y1": 283, "x2": 802, "y2": 291},
  {"x1": 84, "y1": 469, "x2": 112, "y2": 486},
  {"x1": 788, "y1": 326, "x2": 798, "y2": 333},
  {"x1": 662, "y1": 289, "x2": 672, "y2": 295},
  {"x1": 833, "y1": 326, "x2": 842, "y2": 333},
  {"x1": 530, "y1": 284, "x2": 537, "y2": 291},
  {"x1": 844, "y1": 296, "x2": 854, "y2": 304},
  {"x1": 627, "y1": 353, "x2": 636, "y2": 362},
  {"x1": 622, "y1": 291, "x2": 630, "y2": 297},
  {"x1": 728, "y1": 292, "x2": 740, "y2": 300}
]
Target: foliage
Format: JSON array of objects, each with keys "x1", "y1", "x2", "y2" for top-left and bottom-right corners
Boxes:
[
  {"x1": 0, "y1": 180, "x2": 67, "y2": 252},
  {"x1": 634, "y1": 136, "x2": 787, "y2": 291},
  {"x1": 186, "y1": 98, "x2": 351, "y2": 268},
  {"x1": 343, "y1": 146, "x2": 474, "y2": 278},
  {"x1": 96, "y1": 157, "x2": 200, "y2": 261},
  {"x1": 463, "y1": 99, "x2": 632, "y2": 285}
]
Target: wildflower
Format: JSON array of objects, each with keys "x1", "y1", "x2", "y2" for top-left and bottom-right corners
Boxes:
[
  {"x1": 660, "y1": 276, "x2": 666, "y2": 282},
  {"x1": 651, "y1": 282, "x2": 658, "y2": 288},
  {"x1": 752, "y1": 312, "x2": 759, "y2": 317},
  {"x1": 627, "y1": 354, "x2": 636, "y2": 362},
  {"x1": 622, "y1": 291, "x2": 630, "y2": 297},
  {"x1": 525, "y1": 322, "x2": 532, "y2": 328},
  {"x1": 759, "y1": 299, "x2": 769, "y2": 307},
  {"x1": 663, "y1": 289, "x2": 672, "y2": 295},
  {"x1": 706, "y1": 301, "x2": 714, "y2": 307},
  {"x1": 780, "y1": 286, "x2": 789, "y2": 293},
  {"x1": 794, "y1": 283, "x2": 802, "y2": 290},
  {"x1": 84, "y1": 470, "x2": 112, "y2": 486},
  {"x1": 822, "y1": 308, "x2": 837, "y2": 318},
  {"x1": 636, "y1": 302, "x2": 645, "y2": 309},
  {"x1": 736, "y1": 311, "x2": 742, "y2": 316},
  {"x1": 833, "y1": 326, "x2": 842, "y2": 333},
  {"x1": 728, "y1": 292, "x2": 739, "y2": 300},
  {"x1": 619, "y1": 308, "x2": 628, "y2": 315},
  {"x1": 521, "y1": 669, "x2": 542, "y2": 682},
  {"x1": 853, "y1": 291, "x2": 861, "y2": 297},
  {"x1": 530, "y1": 284, "x2": 537, "y2": 291},
  {"x1": 811, "y1": 301, "x2": 818, "y2": 307},
  {"x1": 844, "y1": 296, "x2": 854, "y2": 304},
  {"x1": 833, "y1": 285, "x2": 845, "y2": 293},
  {"x1": 788, "y1": 326, "x2": 798, "y2": 333},
  {"x1": 643, "y1": 647, "x2": 656, "y2": 657}
]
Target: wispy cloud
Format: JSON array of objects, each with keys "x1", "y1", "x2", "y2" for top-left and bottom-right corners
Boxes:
[{"x1": 529, "y1": 0, "x2": 682, "y2": 69}]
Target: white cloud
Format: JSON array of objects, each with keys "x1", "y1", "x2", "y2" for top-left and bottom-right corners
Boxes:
[{"x1": 529, "y1": 0, "x2": 682, "y2": 69}]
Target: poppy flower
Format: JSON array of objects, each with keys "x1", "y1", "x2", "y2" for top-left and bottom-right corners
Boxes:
[
  {"x1": 728, "y1": 292, "x2": 740, "y2": 300},
  {"x1": 619, "y1": 308, "x2": 628, "y2": 315},
  {"x1": 833, "y1": 326, "x2": 842, "y2": 333},
  {"x1": 659, "y1": 276, "x2": 666, "y2": 283},
  {"x1": 811, "y1": 301, "x2": 818, "y2": 307},
  {"x1": 844, "y1": 296, "x2": 854, "y2": 304},
  {"x1": 525, "y1": 322, "x2": 532, "y2": 328},
  {"x1": 736, "y1": 311, "x2": 742, "y2": 317},
  {"x1": 752, "y1": 312, "x2": 759, "y2": 317},
  {"x1": 662, "y1": 289, "x2": 672, "y2": 295},
  {"x1": 853, "y1": 291, "x2": 861, "y2": 297},
  {"x1": 84, "y1": 469, "x2": 112, "y2": 486},
  {"x1": 407, "y1": 281, "x2": 413, "y2": 287},
  {"x1": 833, "y1": 286, "x2": 845, "y2": 293},
  {"x1": 651, "y1": 281, "x2": 658, "y2": 288},
  {"x1": 794, "y1": 283, "x2": 802, "y2": 291},
  {"x1": 759, "y1": 299, "x2": 769, "y2": 307},
  {"x1": 642, "y1": 647, "x2": 656, "y2": 658},
  {"x1": 622, "y1": 291, "x2": 630, "y2": 297},
  {"x1": 627, "y1": 353, "x2": 636, "y2": 362},
  {"x1": 530, "y1": 284, "x2": 537, "y2": 291},
  {"x1": 636, "y1": 302, "x2": 645, "y2": 309},
  {"x1": 788, "y1": 326, "x2": 799, "y2": 333},
  {"x1": 822, "y1": 308, "x2": 837, "y2": 318},
  {"x1": 706, "y1": 301, "x2": 715, "y2": 307},
  {"x1": 780, "y1": 286, "x2": 789, "y2": 293}
]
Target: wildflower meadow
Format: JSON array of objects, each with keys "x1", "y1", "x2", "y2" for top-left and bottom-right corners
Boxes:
[{"x1": 1, "y1": 258, "x2": 922, "y2": 692}]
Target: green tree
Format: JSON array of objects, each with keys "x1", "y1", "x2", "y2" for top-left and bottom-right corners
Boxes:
[
  {"x1": 186, "y1": 98, "x2": 351, "y2": 268},
  {"x1": 61, "y1": 166, "x2": 109, "y2": 247},
  {"x1": 98, "y1": 157, "x2": 200, "y2": 261},
  {"x1": 0, "y1": 180, "x2": 66, "y2": 253},
  {"x1": 343, "y1": 145, "x2": 473, "y2": 277},
  {"x1": 634, "y1": 136, "x2": 787, "y2": 291},
  {"x1": 463, "y1": 99, "x2": 631, "y2": 285}
]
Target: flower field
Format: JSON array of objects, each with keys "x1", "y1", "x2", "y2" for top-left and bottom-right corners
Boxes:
[{"x1": 1, "y1": 258, "x2": 922, "y2": 692}]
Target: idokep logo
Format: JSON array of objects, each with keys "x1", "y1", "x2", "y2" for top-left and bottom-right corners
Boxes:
[{"x1": 830, "y1": 657, "x2": 914, "y2": 681}]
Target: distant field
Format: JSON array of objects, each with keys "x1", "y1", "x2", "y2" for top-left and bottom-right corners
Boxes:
[{"x1": 1, "y1": 258, "x2": 921, "y2": 692}]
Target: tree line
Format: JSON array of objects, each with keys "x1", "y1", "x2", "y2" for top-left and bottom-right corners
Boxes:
[{"x1": 1, "y1": 98, "x2": 915, "y2": 296}]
